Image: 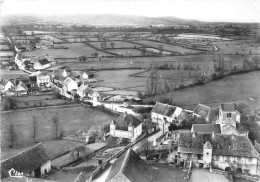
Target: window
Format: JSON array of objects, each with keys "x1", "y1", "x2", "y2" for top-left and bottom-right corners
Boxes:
[
  {"x1": 198, "y1": 154, "x2": 202, "y2": 160},
  {"x1": 227, "y1": 113, "x2": 232, "y2": 117}
]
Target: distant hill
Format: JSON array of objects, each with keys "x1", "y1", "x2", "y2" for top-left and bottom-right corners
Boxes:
[{"x1": 1, "y1": 14, "x2": 203, "y2": 26}]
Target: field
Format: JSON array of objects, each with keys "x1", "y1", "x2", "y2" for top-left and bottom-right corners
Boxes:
[
  {"x1": 145, "y1": 71, "x2": 260, "y2": 109},
  {"x1": 107, "y1": 48, "x2": 142, "y2": 56},
  {"x1": 22, "y1": 43, "x2": 113, "y2": 58},
  {"x1": 211, "y1": 41, "x2": 260, "y2": 55},
  {"x1": 1, "y1": 105, "x2": 116, "y2": 149},
  {"x1": 132, "y1": 40, "x2": 205, "y2": 54},
  {"x1": 89, "y1": 41, "x2": 142, "y2": 49},
  {"x1": 66, "y1": 38, "x2": 88, "y2": 42},
  {"x1": 0, "y1": 69, "x2": 28, "y2": 79},
  {"x1": 0, "y1": 44, "x2": 10, "y2": 50},
  {"x1": 36, "y1": 34, "x2": 65, "y2": 43},
  {"x1": 0, "y1": 51, "x2": 15, "y2": 57}
]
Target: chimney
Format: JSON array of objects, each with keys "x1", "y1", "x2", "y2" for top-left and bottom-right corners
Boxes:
[
  {"x1": 192, "y1": 132, "x2": 196, "y2": 138},
  {"x1": 211, "y1": 131, "x2": 215, "y2": 139}
]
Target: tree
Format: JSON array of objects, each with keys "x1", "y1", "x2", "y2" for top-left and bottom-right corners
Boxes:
[
  {"x1": 110, "y1": 42, "x2": 115, "y2": 49},
  {"x1": 78, "y1": 55, "x2": 87, "y2": 62},
  {"x1": 52, "y1": 116, "x2": 60, "y2": 139},
  {"x1": 9, "y1": 124, "x2": 16, "y2": 148},
  {"x1": 32, "y1": 116, "x2": 37, "y2": 142}
]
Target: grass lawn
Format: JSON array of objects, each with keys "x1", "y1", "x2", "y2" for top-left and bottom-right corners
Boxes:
[
  {"x1": 145, "y1": 71, "x2": 260, "y2": 109},
  {"x1": 22, "y1": 43, "x2": 112, "y2": 58},
  {"x1": 1, "y1": 105, "x2": 116, "y2": 149}
]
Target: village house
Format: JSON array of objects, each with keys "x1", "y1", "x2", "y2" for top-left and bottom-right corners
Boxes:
[
  {"x1": 52, "y1": 69, "x2": 68, "y2": 84},
  {"x1": 33, "y1": 55, "x2": 53, "y2": 70},
  {"x1": 62, "y1": 77, "x2": 78, "y2": 94},
  {"x1": 0, "y1": 80, "x2": 15, "y2": 93},
  {"x1": 1, "y1": 143, "x2": 51, "y2": 179},
  {"x1": 105, "y1": 148, "x2": 153, "y2": 182},
  {"x1": 110, "y1": 113, "x2": 143, "y2": 142},
  {"x1": 175, "y1": 132, "x2": 259, "y2": 175},
  {"x1": 151, "y1": 102, "x2": 183, "y2": 124},
  {"x1": 193, "y1": 103, "x2": 211, "y2": 122},
  {"x1": 37, "y1": 74, "x2": 51, "y2": 87}
]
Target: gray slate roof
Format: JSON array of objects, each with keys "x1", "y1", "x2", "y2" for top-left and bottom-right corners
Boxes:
[
  {"x1": 151, "y1": 102, "x2": 179, "y2": 117},
  {"x1": 114, "y1": 113, "x2": 142, "y2": 131},
  {"x1": 1, "y1": 143, "x2": 50, "y2": 179},
  {"x1": 106, "y1": 148, "x2": 153, "y2": 182},
  {"x1": 220, "y1": 103, "x2": 236, "y2": 112},
  {"x1": 191, "y1": 124, "x2": 221, "y2": 134},
  {"x1": 178, "y1": 132, "x2": 259, "y2": 158}
]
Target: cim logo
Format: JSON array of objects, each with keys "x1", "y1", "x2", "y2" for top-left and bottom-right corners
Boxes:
[{"x1": 8, "y1": 168, "x2": 23, "y2": 177}]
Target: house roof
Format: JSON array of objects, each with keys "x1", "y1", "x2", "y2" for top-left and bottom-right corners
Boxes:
[
  {"x1": 106, "y1": 148, "x2": 153, "y2": 182},
  {"x1": 74, "y1": 171, "x2": 90, "y2": 182},
  {"x1": 15, "y1": 81, "x2": 28, "y2": 91},
  {"x1": 236, "y1": 123, "x2": 249, "y2": 134},
  {"x1": 29, "y1": 76, "x2": 37, "y2": 82},
  {"x1": 221, "y1": 124, "x2": 240, "y2": 135},
  {"x1": 114, "y1": 113, "x2": 142, "y2": 131},
  {"x1": 191, "y1": 124, "x2": 221, "y2": 134},
  {"x1": 220, "y1": 103, "x2": 236, "y2": 112},
  {"x1": 37, "y1": 58, "x2": 51, "y2": 65},
  {"x1": 1, "y1": 143, "x2": 50, "y2": 179},
  {"x1": 178, "y1": 132, "x2": 259, "y2": 158},
  {"x1": 203, "y1": 141, "x2": 212, "y2": 149},
  {"x1": 63, "y1": 77, "x2": 76, "y2": 86},
  {"x1": 151, "y1": 102, "x2": 181, "y2": 118},
  {"x1": 193, "y1": 104, "x2": 211, "y2": 118}
]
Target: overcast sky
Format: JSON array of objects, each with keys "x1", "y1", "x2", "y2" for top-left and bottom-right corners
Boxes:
[{"x1": 1, "y1": 0, "x2": 260, "y2": 22}]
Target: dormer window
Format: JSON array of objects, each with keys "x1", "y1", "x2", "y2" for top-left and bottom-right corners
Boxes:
[{"x1": 227, "y1": 113, "x2": 231, "y2": 117}]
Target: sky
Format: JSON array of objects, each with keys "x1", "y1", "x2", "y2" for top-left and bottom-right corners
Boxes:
[{"x1": 1, "y1": 0, "x2": 260, "y2": 22}]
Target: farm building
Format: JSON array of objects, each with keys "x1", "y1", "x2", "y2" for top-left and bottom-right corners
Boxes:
[
  {"x1": 110, "y1": 113, "x2": 143, "y2": 142},
  {"x1": 33, "y1": 58, "x2": 52, "y2": 70},
  {"x1": 105, "y1": 148, "x2": 153, "y2": 182},
  {"x1": 63, "y1": 77, "x2": 78, "y2": 93},
  {"x1": 0, "y1": 80, "x2": 15, "y2": 93},
  {"x1": 176, "y1": 132, "x2": 259, "y2": 175},
  {"x1": 1, "y1": 143, "x2": 51, "y2": 179},
  {"x1": 151, "y1": 102, "x2": 183, "y2": 124},
  {"x1": 193, "y1": 103, "x2": 211, "y2": 121}
]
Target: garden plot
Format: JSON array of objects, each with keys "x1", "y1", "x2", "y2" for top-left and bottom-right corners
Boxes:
[
  {"x1": 132, "y1": 40, "x2": 204, "y2": 54},
  {"x1": 22, "y1": 43, "x2": 112, "y2": 58},
  {"x1": 1, "y1": 105, "x2": 116, "y2": 149},
  {"x1": 107, "y1": 48, "x2": 142, "y2": 56}
]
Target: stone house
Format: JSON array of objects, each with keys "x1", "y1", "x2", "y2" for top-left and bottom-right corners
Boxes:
[
  {"x1": 151, "y1": 102, "x2": 183, "y2": 124},
  {"x1": 37, "y1": 74, "x2": 51, "y2": 87},
  {"x1": 176, "y1": 132, "x2": 259, "y2": 175},
  {"x1": 110, "y1": 113, "x2": 143, "y2": 142},
  {"x1": 1, "y1": 143, "x2": 51, "y2": 179}
]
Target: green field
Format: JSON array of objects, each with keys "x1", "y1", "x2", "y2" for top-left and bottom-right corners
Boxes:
[
  {"x1": 145, "y1": 71, "x2": 260, "y2": 109},
  {"x1": 22, "y1": 43, "x2": 112, "y2": 58},
  {"x1": 107, "y1": 48, "x2": 142, "y2": 56},
  {"x1": 89, "y1": 41, "x2": 142, "y2": 49},
  {"x1": 1, "y1": 105, "x2": 116, "y2": 149}
]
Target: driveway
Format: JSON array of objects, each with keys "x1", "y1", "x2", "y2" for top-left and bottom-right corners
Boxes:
[{"x1": 190, "y1": 168, "x2": 229, "y2": 182}]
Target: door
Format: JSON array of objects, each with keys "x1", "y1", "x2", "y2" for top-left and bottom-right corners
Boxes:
[{"x1": 34, "y1": 167, "x2": 41, "y2": 177}]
